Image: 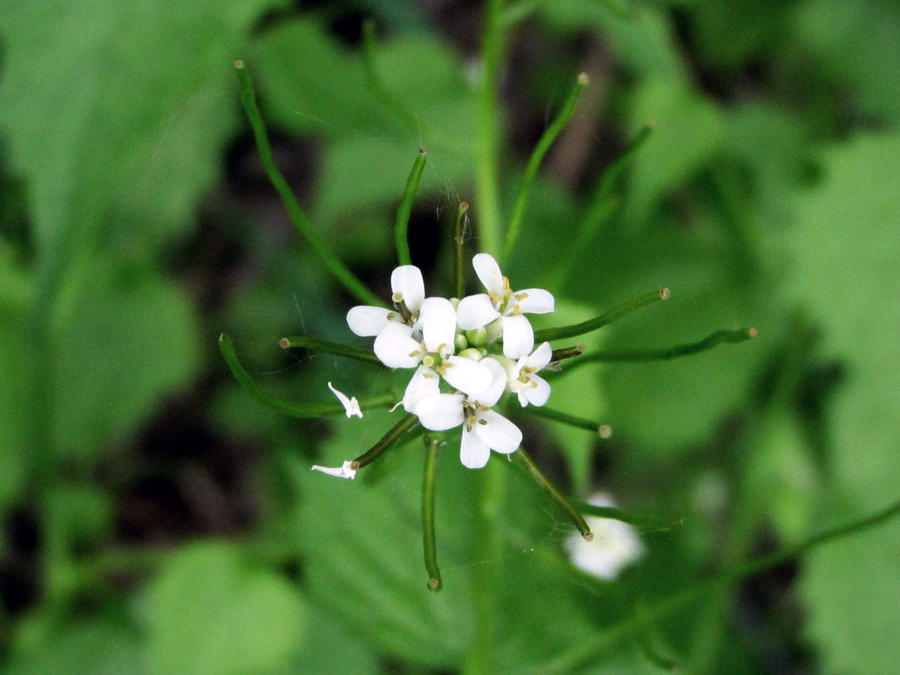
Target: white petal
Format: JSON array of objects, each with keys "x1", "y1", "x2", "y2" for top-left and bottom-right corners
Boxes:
[
  {"x1": 311, "y1": 460, "x2": 357, "y2": 480},
  {"x1": 390, "y1": 265, "x2": 425, "y2": 312},
  {"x1": 514, "y1": 288, "x2": 555, "y2": 314},
  {"x1": 522, "y1": 375, "x2": 551, "y2": 407},
  {"x1": 373, "y1": 323, "x2": 423, "y2": 368},
  {"x1": 525, "y1": 341, "x2": 553, "y2": 371},
  {"x1": 456, "y1": 294, "x2": 500, "y2": 330},
  {"x1": 460, "y1": 428, "x2": 491, "y2": 469},
  {"x1": 441, "y1": 356, "x2": 492, "y2": 397},
  {"x1": 414, "y1": 393, "x2": 465, "y2": 431},
  {"x1": 517, "y1": 390, "x2": 529, "y2": 407},
  {"x1": 328, "y1": 382, "x2": 363, "y2": 418},
  {"x1": 402, "y1": 366, "x2": 441, "y2": 413},
  {"x1": 474, "y1": 409, "x2": 522, "y2": 454},
  {"x1": 473, "y1": 253, "x2": 504, "y2": 295},
  {"x1": 420, "y1": 297, "x2": 457, "y2": 356},
  {"x1": 501, "y1": 314, "x2": 534, "y2": 359},
  {"x1": 346, "y1": 306, "x2": 393, "y2": 337},
  {"x1": 473, "y1": 357, "x2": 508, "y2": 407}
]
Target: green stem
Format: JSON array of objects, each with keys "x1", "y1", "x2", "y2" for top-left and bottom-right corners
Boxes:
[
  {"x1": 233, "y1": 61, "x2": 382, "y2": 307},
  {"x1": 514, "y1": 447, "x2": 592, "y2": 539},
  {"x1": 279, "y1": 335, "x2": 382, "y2": 364},
  {"x1": 516, "y1": 405, "x2": 610, "y2": 437},
  {"x1": 533, "y1": 288, "x2": 669, "y2": 342},
  {"x1": 351, "y1": 414, "x2": 420, "y2": 468},
  {"x1": 574, "y1": 502, "x2": 683, "y2": 533},
  {"x1": 561, "y1": 328, "x2": 757, "y2": 369},
  {"x1": 422, "y1": 434, "x2": 443, "y2": 591},
  {"x1": 502, "y1": 73, "x2": 588, "y2": 260},
  {"x1": 219, "y1": 333, "x2": 394, "y2": 417},
  {"x1": 395, "y1": 148, "x2": 428, "y2": 266},
  {"x1": 474, "y1": 0, "x2": 505, "y2": 259},
  {"x1": 534, "y1": 498, "x2": 900, "y2": 674},
  {"x1": 454, "y1": 202, "x2": 470, "y2": 299}
]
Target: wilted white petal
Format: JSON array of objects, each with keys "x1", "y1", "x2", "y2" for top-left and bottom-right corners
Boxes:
[
  {"x1": 402, "y1": 366, "x2": 441, "y2": 413},
  {"x1": 514, "y1": 288, "x2": 555, "y2": 315},
  {"x1": 473, "y1": 357, "x2": 508, "y2": 408},
  {"x1": 311, "y1": 460, "x2": 357, "y2": 480},
  {"x1": 456, "y1": 294, "x2": 500, "y2": 330},
  {"x1": 346, "y1": 306, "x2": 393, "y2": 337},
  {"x1": 460, "y1": 428, "x2": 491, "y2": 469},
  {"x1": 442, "y1": 356, "x2": 492, "y2": 396},
  {"x1": 473, "y1": 253, "x2": 504, "y2": 295},
  {"x1": 420, "y1": 297, "x2": 457, "y2": 356},
  {"x1": 415, "y1": 393, "x2": 465, "y2": 431},
  {"x1": 501, "y1": 314, "x2": 534, "y2": 359},
  {"x1": 328, "y1": 382, "x2": 363, "y2": 418},
  {"x1": 521, "y1": 375, "x2": 551, "y2": 407},
  {"x1": 525, "y1": 341, "x2": 553, "y2": 371},
  {"x1": 474, "y1": 409, "x2": 522, "y2": 454},
  {"x1": 374, "y1": 323, "x2": 423, "y2": 368},
  {"x1": 391, "y1": 265, "x2": 425, "y2": 312}
]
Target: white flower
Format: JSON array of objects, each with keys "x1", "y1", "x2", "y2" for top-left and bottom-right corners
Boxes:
[
  {"x1": 413, "y1": 357, "x2": 523, "y2": 469},
  {"x1": 373, "y1": 297, "x2": 492, "y2": 397},
  {"x1": 311, "y1": 460, "x2": 357, "y2": 480},
  {"x1": 327, "y1": 381, "x2": 363, "y2": 418},
  {"x1": 346, "y1": 265, "x2": 425, "y2": 337},
  {"x1": 564, "y1": 493, "x2": 643, "y2": 580},
  {"x1": 506, "y1": 341, "x2": 552, "y2": 407},
  {"x1": 456, "y1": 253, "x2": 554, "y2": 359}
]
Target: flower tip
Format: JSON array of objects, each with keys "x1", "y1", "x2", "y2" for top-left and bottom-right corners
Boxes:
[
  {"x1": 659, "y1": 287, "x2": 671, "y2": 300},
  {"x1": 577, "y1": 72, "x2": 590, "y2": 85},
  {"x1": 427, "y1": 577, "x2": 442, "y2": 592},
  {"x1": 598, "y1": 425, "x2": 612, "y2": 439},
  {"x1": 418, "y1": 146, "x2": 428, "y2": 155},
  {"x1": 278, "y1": 337, "x2": 290, "y2": 349},
  {"x1": 311, "y1": 460, "x2": 357, "y2": 479},
  {"x1": 748, "y1": 327, "x2": 758, "y2": 338},
  {"x1": 582, "y1": 531, "x2": 594, "y2": 542},
  {"x1": 459, "y1": 201, "x2": 469, "y2": 211},
  {"x1": 233, "y1": 59, "x2": 245, "y2": 69}
]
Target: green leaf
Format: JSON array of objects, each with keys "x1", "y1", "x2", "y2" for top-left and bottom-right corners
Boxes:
[
  {"x1": 0, "y1": 0, "x2": 280, "y2": 253},
  {"x1": 786, "y1": 133, "x2": 900, "y2": 672},
  {"x1": 6, "y1": 618, "x2": 143, "y2": 675},
  {"x1": 144, "y1": 541, "x2": 306, "y2": 675},
  {"x1": 51, "y1": 262, "x2": 200, "y2": 459}
]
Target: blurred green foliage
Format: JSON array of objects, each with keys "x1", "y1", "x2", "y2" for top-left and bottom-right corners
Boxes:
[{"x1": 1, "y1": 0, "x2": 898, "y2": 673}]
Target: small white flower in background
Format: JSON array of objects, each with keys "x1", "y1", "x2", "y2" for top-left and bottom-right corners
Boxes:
[
  {"x1": 311, "y1": 460, "x2": 357, "y2": 480},
  {"x1": 373, "y1": 297, "x2": 492, "y2": 397},
  {"x1": 413, "y1": 357, "x2": 523, "y2": 469},
  {"x1": 328, "y1": 382, "x2": 363, "y2": 418},
  {"x1": 456, "y1": 253, "x2": 555, "y2": 359},
  {"x1": 564, "y1": 493, "x2": 644, "y2": 580},
  {"x1": 346, "y1": 264, "x2": 426, "y2": 337},
  {"x1": 506, "y1": 341, "x2": 553, "y2": 407}
]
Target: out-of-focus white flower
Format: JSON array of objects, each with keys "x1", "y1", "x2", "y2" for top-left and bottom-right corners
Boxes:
[
  {"x1": 564, "y1": 493, "x2": 643, "y2": 580},
  {"x1": 327, "y1": 382, "x2": 363, "y2": 418},
  {"x1": 413, "y1": 357, "x2": 522, "y2": 469},
  {"x1": 346, "y1": 265, "x2": 426, "y2": 337},
  {"x1": 311, "y1": 460, "x2": 357, "y2": 480},
  {"x1": 506, "y1": 341, "x2": 552, "y2": 407},
  {"x1": 456, "y1": 253, "x2": 554, "y2": 359},
  {"x1": 373, "y1": 297, "x2": 492, "y2": 397}
]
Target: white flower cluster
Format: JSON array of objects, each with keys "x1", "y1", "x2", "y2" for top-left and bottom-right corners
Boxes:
[{"x1": 341, "y1": 253, "x2": 555, "y2": 471}]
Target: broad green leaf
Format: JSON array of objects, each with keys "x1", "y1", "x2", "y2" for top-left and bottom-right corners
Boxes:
[
  {"x1": 144, "y1": 541, "x2": 306, "y2": 675},
  {"x1": 786, "y1": 133, "x2": 900, "y2": 673},
  {"x1": 793, "y1": 0, "x2": 900, "y2": 124},
  {"x1": 0, "y1": 0, "x2": 280, "y2": 253},
  {"x1": 51, "y1": 261, "x2": 199, "y2": 459},
  {"x1": 6, "y1": 618, "x2": 143, "y2": 675}
]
